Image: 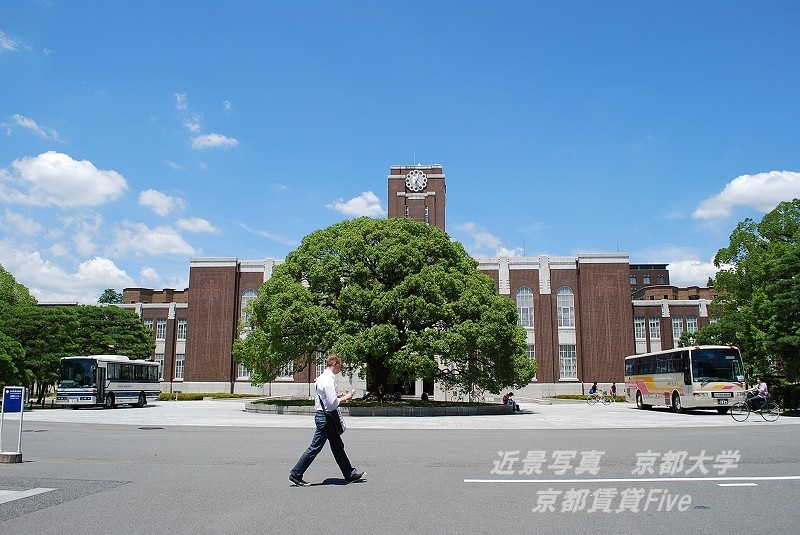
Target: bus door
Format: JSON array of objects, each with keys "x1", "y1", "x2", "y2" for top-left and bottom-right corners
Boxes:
[{"x1": 96, "y1": 367, "x2": 106, "y2": 403}]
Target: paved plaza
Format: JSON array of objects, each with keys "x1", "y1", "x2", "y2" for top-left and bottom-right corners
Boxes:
[{"x1": 11, "y1": 397, "x2": 800, "y2": 430}]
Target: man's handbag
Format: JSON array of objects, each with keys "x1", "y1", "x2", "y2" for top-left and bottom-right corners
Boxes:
[{"x1": 318, "y1": 395, "x2": 346, "y2": 436}]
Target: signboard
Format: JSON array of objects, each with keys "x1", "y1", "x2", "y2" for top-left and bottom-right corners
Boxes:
[
  {"x1": 1, "y1": 386, "x2": 26, "y2": 457},
  {"x1": 3, "y1": 387, "x2": 24, "y2": 413}
]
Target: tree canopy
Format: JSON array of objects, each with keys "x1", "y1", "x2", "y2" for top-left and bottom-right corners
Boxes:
[
  {"x1": 702, "y1": 199, "x2": 800, "y2": 381},
  {"x1": 233, "y1": 217, "x2": 535, "y2": 393},
  {"x1": 0, "y1": 305, "x2": 154, "y2": 402},
  {"x1": 98, "y1": 288, "x2": 123, "y2": 304},
  {"x1": 0, "y1": 264, "x2": 36, "y2": 309}
]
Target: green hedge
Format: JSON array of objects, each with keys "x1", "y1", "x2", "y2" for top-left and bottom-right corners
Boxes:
[
  {"x1": 769, "y1": 382, "x2": 800, "y2": 411},
  {"x1": 158, "y1": 392, "x2": 258, "y2": 401},
  {"x1": 549, "y1": 394, "x2": 626, "y2": 402}
]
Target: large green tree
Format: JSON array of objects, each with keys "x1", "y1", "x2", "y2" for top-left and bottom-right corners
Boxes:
[
  {"x1": 234, "y1": 217, "x2": 535, "y2": 394},
  {"x1": 0, "y1": 331, "x2": 27, "y2": 390},
  {"x1": 704, "y1": 199, "x2": 800, "y2": 380}
]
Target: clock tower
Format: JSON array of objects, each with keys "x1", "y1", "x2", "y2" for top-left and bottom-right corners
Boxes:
[{"x1": 387, "y1": 164, "x2": 446, "y2": 231}]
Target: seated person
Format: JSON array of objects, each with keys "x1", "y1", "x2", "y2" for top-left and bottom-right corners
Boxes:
[{"x1": 502, "y1": 392, "x2": 520, "y2": 411}]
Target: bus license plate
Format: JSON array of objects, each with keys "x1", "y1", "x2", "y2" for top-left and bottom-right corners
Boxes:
[
  {"x1": 68, "y1": 398, "x2": 77, "y2": 404},
  {"x1": 717, "y1": 399, "x2": 728, "y2": 405}
]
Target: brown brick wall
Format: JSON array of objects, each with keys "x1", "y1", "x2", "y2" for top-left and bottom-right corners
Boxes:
[{"x1": 185, "y1": 265, "x2": 238, "y2": 384}]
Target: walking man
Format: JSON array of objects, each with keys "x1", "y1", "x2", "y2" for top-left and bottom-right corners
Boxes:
[{"x1": 289, "y1": 354, "x2": 365, "y2": 486}]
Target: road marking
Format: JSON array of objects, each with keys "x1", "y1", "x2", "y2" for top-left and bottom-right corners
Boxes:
[
  {"x1": 464, "y1": 475, "x2": 800, "y2": 484},
  {"x1": 717, "y1": 483, "x2": 758, "y2": 487},
  {"x1": 0, "y1": 488, "x2": 56, "y2": 504}
]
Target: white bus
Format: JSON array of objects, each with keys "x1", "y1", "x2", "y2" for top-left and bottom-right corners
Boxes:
[
  {"x1": 624, "y1": 345, "x2": 746, "y2": 414},
  {"x1": 56, "y1": 355, "x2": 160, "y2": 409}
]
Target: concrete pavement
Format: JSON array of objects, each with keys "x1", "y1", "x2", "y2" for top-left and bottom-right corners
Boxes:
[{"x1": 13, "y1": 398, "x2": 800, "y2": 430}]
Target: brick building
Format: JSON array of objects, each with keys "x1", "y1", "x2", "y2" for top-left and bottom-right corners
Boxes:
[{"x1": 119, "y1": 163, "x2": 715, "y2": 398}]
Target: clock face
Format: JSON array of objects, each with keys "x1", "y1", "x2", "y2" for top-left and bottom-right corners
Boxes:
[{"x1": 405, "y1": 169, "x2": 427, "y2": 192}]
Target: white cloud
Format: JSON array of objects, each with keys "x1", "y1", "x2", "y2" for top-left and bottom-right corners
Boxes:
[
  {"x1": 0, "y1": 209, "x2": 43, "y2": 237},
  {"x1": 222, "y1": 100, "x2": 231, "y2": 111},
  {"x1": 166, "y1": 161, "x2": 183, "y2": 170},
  {"x1": 638, "y1": 246, "x2": 719, "y2": 287},
  {"x1": 191, "y1": 133, "x2": 238, "y2": 149},
  {"x1": 175, "y1": 93, "x2": 187, "y2": 111},
  {"x1": 107, "y1": 221, "x2": 198, "y2": 257},
  {"x1": 138, "y1": 189, "x2": 187, "y2": 216},
  {"x1": 240, "y1": 223, "x2": 299, "y2": 246},
  {"x1": 0, "y1": 30, "x2": 22, "y2": 51},
  {"x1": 0, "y1": 151, "x2": 127, "y2": 208},
  {"x1": 0, "y1": 240, "x2": 134, "y2": 304},
  {"x1": 453, "y1": 221, "x2": 523, "y2": 257},
  {"x1": 140, "y1": 266, "x2": 162, "y2": 287},
  {"x1": 693, "y1": 170, "x2": 800, "y2": 219},
  {"x1": 7, "y1": 114, "x2": 62, "y2": 141},
  {"x1": 183, "y1": 113, "x2": 201, "y2": 132},
  {"x1": 325, "y1": 191, "x2": 386, "y2": 217},
  {"x1": 175, "y1": 217, "x2": 219, "y2": 234}
]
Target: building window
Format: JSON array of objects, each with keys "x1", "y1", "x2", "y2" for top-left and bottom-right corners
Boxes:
[
  {"x1": 175, "y1": 353, "x2": 185, "y2": 379},
  {"x1": 672, "y1": 316, "x2": 684, "y2": 340},
  {"x1": 634, "y1": 317, "x2": 646, "y2": 340},
  {"x1": 559, "y1": 345, "x2": 577, "y2": 380},
  {"x1": 156, "y1": 319, "x2": 167, "y2": 340},
  {"x1": 155, "y1": 353, "x2": 164, "y2": 379},
  {"x1": 557, "y1": 286, "x2": 575, "y2": 328},
  {"x1": 527, "y1": 345, "x2": 536, "y2": 381},
  {"x1": 516, "y1": 287, "x2": 534, "y2": 328},
  {"x1": 657, "y1": 275, "x2": 665, "y2": 284},
  {"x1": 177, "y1": 319, "x2": 187, "y2": 340},
  {"x1": 241, "y1": 289, "x2": 258, "y2": 325},
  {"x1": 424, "y1": 205, "x2": 429, "y2": 223},
  {"x1": 316, "y1": 352, "x2": 328, "y2": 379},
  {"x1": 630, "y1": 275, "x2": 637, "y2": 285},
  {"x1": 643, "y1": 275, "x2": 651, "y2": 285},
  {"x1": 649, "y1": 317, "x2": 661, "y2": 339},
  {"x1": 237, "y1": 363, "x2": 250, "y2": 379},
  {"x1": 687, "y1": 315, "x2": 698, "y2": 333},
  {"x1": 404, "y1": 205, "x2": 409, "y2": 217},
  {"x1": 144, "y1": 318, "x2": 154, "y2": 334},
  {"x1": 278, "y1": 360, "x2": 294, "y2": 379}
]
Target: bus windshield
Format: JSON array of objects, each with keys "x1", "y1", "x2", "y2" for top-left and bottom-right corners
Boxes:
[
  {"x1": 58, "y1": 358, "x2": 97, "y2": 388},
  {"x1": 691, "y1": 348, "x2": 744, "y2": 383}
]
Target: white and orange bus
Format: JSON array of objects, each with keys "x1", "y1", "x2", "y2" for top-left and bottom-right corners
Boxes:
[{"x1": 624, "y1": 345, "x2": 746, "y2": 414}]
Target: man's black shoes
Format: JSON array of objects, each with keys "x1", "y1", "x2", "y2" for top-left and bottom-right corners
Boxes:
[
  {"x1": 347, "y1": 471, "x2": 365, "y2": 483},
  {"x1": 289, "y1": 474, "x2": 310, "y2": 486}
]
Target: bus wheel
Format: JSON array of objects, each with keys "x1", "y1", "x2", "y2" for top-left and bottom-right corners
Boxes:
[
  {"x1": 136, "y1": 393, "x2": 146, "y2": 408},
  {"x1": 672, "y1": 392, "x2": 683, "y2": 413},
  {"x1": 717, "y1": 407, "x2": 729, "y2": 414},
  {"x1": 636, "y1": 391, "x2": 649, "y2": 410},
  {"x1": 104, "y1": 393, "x2": 116, "y2": 409}
]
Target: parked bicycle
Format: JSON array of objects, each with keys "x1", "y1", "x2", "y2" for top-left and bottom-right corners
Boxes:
[
  {"x1": 587, "y1": 391, "x2": 611, "y2": 405},
  {"x1": 730, "y1": 393, "x2": 781, "y2": 422},
  {"x1": 449, "y1": 387, "x2": 486, "y2": 403}
]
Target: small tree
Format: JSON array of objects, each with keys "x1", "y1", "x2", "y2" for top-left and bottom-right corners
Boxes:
[
  {"x1": 234, "y1": 217, "x2": 535, "y2": 394},
  {"x1": 98, "y1": 289, "x2": 123, "y2": 304}
]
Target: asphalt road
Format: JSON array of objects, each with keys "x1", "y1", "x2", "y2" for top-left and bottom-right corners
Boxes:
[{"x1": 1, "y1": 401, "x2": 799, "y2": 534}]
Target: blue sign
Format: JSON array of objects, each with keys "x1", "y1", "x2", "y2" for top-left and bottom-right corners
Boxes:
[{"x1": 2, "y1": 387, "x2": 24, "y2": 413}]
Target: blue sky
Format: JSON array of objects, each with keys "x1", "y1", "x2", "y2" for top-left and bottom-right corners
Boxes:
[{"x1": 1, "y1": 1, "x2": 799, "y2": 303}]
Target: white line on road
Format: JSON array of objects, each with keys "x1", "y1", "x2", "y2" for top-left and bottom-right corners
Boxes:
[
  {"x1": 0, "y1": 488, "x2": 56, "y2": 504},
  {"x1": 717, "y1": 483, "x2": 758, "y2": 487},
  {"x1": 464, "y1": 475, "x2": 800, "y2": 484}
]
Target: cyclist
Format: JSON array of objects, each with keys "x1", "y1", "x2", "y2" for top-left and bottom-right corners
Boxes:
[
  {"x1": 588, "y1": 382, "x2": 600, "y2": 401},
  {"x1": 747, "y1": 377, "x2": 768, "y2": 412}
]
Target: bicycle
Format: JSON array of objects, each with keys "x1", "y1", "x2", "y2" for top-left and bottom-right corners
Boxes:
[
  {"x1": 730, "y1": 393, "x2": 781, "y2": 422},
  {"x1": 587, "y1": 391, "x2": 611, "y2": 405},
  {"x1": 449, "y1": 389, "x2": 464, "y2": 402},
  {"x1": 449, "y1": 387, "x2": 486, "y2": 403}
]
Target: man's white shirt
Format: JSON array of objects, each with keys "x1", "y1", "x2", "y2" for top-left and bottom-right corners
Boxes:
[{"x1": 315, "y1": 368, "x2": 340, "y2": 411}]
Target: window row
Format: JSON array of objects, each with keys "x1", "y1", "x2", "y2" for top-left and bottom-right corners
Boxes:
[
  {"x1": 143, "y1": 318, "x2": 187, "y2": 341},
  {"x1": 634, "y1": 316, "x2": 698, "y2": 340},
  {"x1": 515, "y1": 286, "x2": 575, "y2": 328},
  {"x1": 630, "y1": 275, "x2": 666, "y2": 285}
]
